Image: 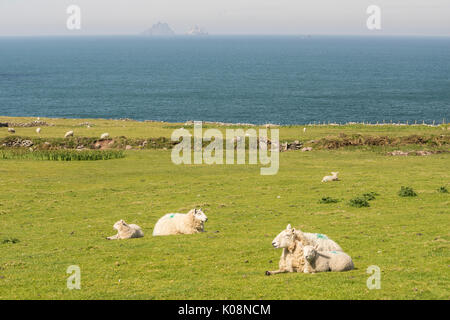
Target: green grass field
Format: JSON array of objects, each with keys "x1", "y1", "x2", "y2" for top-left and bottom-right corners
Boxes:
[{"x1": 0, "y1": 117, "x2": 449, "y2": 299}]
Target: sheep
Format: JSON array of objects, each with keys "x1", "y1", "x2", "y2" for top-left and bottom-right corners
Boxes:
[
  {"x1": 295, "y1": 229, "x2": 343, "y2": 252},
  {"x1": 152, "y1": 208, "x2": 208, "y2": 236},
  {"x1": 64, "y1": 130, "x2": 74, "y2": 138},
  {"x1": 271, "y1": 224, "x2": 342, "y2": 253},
  {"x1": 321, "y1": 172, "x2": 339, "y2": 182},
  {"x1": 100, "y1": 133, "x2": 110, "y2": 139},
  {"x1": 36, "y1": 128, "x2": 41, "y2": 134},
  {"x1": 265, "y1": 224, "x2": 306, "y2": 275},
  {"x1": 8, "y1": 128, "x2": 15, "y2": 133},
  {"x1": 303, "y1": 245, "x2": 354, "y2": 273},
  {"x1": 303, "y1": 127, "x2": 306, "y2": 133},
  {"x1": 106, "y1": 219, "x2": 144, "y2": 240}
]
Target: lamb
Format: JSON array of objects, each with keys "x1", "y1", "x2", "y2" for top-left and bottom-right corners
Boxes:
[
  {"x1": 303, "y1": 245, "x2": 354, "y2": 273},
  {"x1": 152, "y1": 208, "x2": 208, "y2": 236},
  {"x1": 100, "y1": 133, "x2": 110, "y2": 139},
  {"x1": 265, "y1": 224, "x2": 306, "y2": 275},
  {"x1": 36, "y1": 128, "x2": 41, "y2": 134},
  {"x1": 64, "y1": 130, "x2": 74, "y2": 138},
  {"x1": 8, "y1": 128, "x2": 15, "y2": 133},
  {"x1": 321, "y1": 172, "x2": 339, "y2": 182},
  {"x1": 106, "y1": 219, "x2": 144, "y2": 240}
]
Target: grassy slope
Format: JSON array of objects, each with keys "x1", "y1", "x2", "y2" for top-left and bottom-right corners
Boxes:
[{"x1": 0, "y1": 117, "x2": 449, "y2": 299}]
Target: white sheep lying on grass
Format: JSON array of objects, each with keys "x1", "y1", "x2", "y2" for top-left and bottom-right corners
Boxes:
[
  {"x1": 107, "y1": 220, "x2": 144, "y2": 240},
  {"x1": 266, "y1": 224, "x2": 306, "y2": 275},
  {"x1": 265, "y1": 224, "x2": 344, "y2": 276},
  {"x1": 303, "y1": 245, "x2": 354, "y2": 273},
  {"x1": 152, "y1": 208, "x2": 208, "y2": 236},
  {"x1": 295, "y1": 229, "x2": 343, "y2": 252},
  {"x1": 100, "y1": 133, "x2": 110, "y2": 139},
  {"x1": 64, "y1": 130, "x2": 74, "y2": 138},
  {"x1": 36, "y1": 128, "x2": 41, "y2": 134},
  {"x1": 322, "y1": 172, "x2": 339, "y2": 182},
  {"x1": 272, "y1": 225, "x2": 342, "y2": 252},
  {"x1": 8, "y1": 128, "x2": 15, "y2": 133}
]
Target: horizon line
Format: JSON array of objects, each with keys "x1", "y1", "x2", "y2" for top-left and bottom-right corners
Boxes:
[{"x1": 1, "y1": 33, "x2": 450, "y2": 38}]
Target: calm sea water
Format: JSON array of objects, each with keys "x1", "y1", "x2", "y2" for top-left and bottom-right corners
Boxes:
[{"x1": 0, "y1": 36, "x2": 449, "y2": 124}]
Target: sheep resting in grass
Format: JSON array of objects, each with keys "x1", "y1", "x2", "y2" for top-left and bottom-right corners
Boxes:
[
  {"x1": 294, "y1": 228, "x2": 343, "y2": 252},
  {"x1": 152, "y1": 208, "x2": 208, "y2": 236},
  {"x1": 36, "y1": 128, "x2": 41, "y2": 134},
  {"x1": 322, "y1": 172, "x2": 339, "y2": 182},
  {"x1": 265, "y1": 224, "x2": 306, "y2": 275},
  {"x1": 303, "y1": 245, "x2": 354, "y2": 273},
  {"x1": 265, "y1": 224, "x2": 344, "y2": 276},
  {"x1": 8, "y1": 128, "x2": 15, "y2": 133},
  {"x1": 64, "y1": 130, "x2": 74, "y2": 138},
  {"x1": 272, "y1": 224, "x2": 343, "y2": 252},
  {"x1": 107, "y1": 220, "x2": 144, "y2": 240},
  {"x1": 100, "y1": 133, "x2": 110, "y2": 139}
]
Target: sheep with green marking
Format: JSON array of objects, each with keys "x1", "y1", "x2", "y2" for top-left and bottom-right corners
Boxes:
[
  {"x1": 295, "y1": 229, "x2": 343, "y2": 252},
  {"x1": 265, "y1": 224, "x2": 343, "y2": 276},
  {"x1": 152, "y1": 208, "x2": 208, "y2": 236}
]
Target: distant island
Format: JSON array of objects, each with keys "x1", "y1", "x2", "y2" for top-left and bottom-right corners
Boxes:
[
  {"x1": 141, "y1": 22, "x2": 175, "y2": 36},
  {"x1": 186, "y1": 25, "x2": 208, "y2": 36}
]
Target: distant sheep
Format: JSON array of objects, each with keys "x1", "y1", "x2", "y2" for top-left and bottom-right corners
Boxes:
[
  {"x1": 64, "y1": 130, "x2": 74, "y2": 138},
  {"x1": 36, "y1": 128, "x2": 41, "y2": 134},
  {"x1": 152, "y1": 208, "x2": 208, "y2": 236},
  {"x1": 100, "y1": 133, "x2": 110, "y2": 139},
  {"x1": 303, "y1": 245, "x2": 354, "y2": 273},
  {"x1": 322, "y1": 172, "x2": 339, "y2": 182},
  {"x1": 107, "y1": 220, "x2": 144, "y2": 240},
  {"x1": 8, "y1": 128, "x2": 15, "y2": 133},
  {"x1": 266, "y1": 224, "x2": 306, "y2": 275}
]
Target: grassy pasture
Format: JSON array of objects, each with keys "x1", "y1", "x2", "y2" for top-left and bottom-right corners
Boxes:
[{"x1": 0, "y1": 117, "x2": 449, "y2": 299}]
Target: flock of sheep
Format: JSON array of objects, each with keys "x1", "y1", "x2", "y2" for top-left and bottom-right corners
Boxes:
[
  {"x1": 6, "y1": 125, "x2": 350, "y2": 275},
  {"x1": 107, "y1": 204, "x2": 354, "y2": 276}
]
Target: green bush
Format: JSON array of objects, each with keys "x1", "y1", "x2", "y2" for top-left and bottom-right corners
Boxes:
[
  {"x1": 398, "y1": 186, "x2": 417, "y2": 197},
  {"x1": 348, "y1": 197, "x2": 370, "y2": 207},
  {"x1": 362, "y1": 192, "x2": 379, "y2": 201},
  {"x1": 318, "y1": 196, "x2": 339, "y2": 204},
  {"x1": 438, "y1": 186, "x2": 448, "y2": 193},
  {"x1": 2, "y1": 237, "x2": 20, "y2": 244}
]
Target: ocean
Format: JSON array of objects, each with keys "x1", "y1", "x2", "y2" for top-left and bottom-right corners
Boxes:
[{"x1": 0, "y1": 35, "x2": 449, "y2": 124}]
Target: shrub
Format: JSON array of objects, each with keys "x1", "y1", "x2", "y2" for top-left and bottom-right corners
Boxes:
[
  {"x1": 318, "y1": 196, "x2": 339, "y2": 204},
  {"x1": 362, "y1": 192, "x2": 379, "y2": 201},
  {"x1": 348, "y1": 197, "x2": 370, "y2": 208},
  {"x1": 398, "y1": 186, "x2": 417, "y2": 197},
  {"x1": 438, "y1": 186, "x2": 448, "y2": 193},
  {"x1": 2, "y1": 237, "x2": 19, "y2": 244}
]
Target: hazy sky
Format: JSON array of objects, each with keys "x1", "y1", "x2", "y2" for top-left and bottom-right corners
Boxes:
[{"x1": 0, "y1": 0, "x2": 449, "y2": 36}]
